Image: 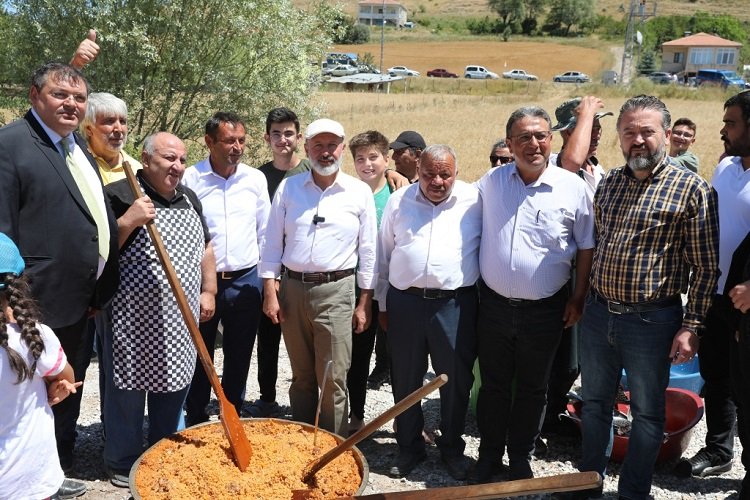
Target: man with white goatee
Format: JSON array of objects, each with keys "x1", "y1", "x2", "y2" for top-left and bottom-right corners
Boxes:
[{"x1": 260, "y1": 118, "x2": 377, "y2": 438}]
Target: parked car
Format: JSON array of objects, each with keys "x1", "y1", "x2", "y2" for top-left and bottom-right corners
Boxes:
[
  {"x1": 464, "y1": 65, "x2": 499, "y2": 79},
  {"x1": 329, "y1": 64, "x2": 359, "y2": 77},
  {"x1": 695, "y1": 69, "x2": 746, "y2": 90},
  {"x1": 553, "y1": 71, "x2": 590, "y2": 83},
  {"x1": 502, "y1": 69, "x2": 538, "y2": 81},
  {"x1": 388, "y1": 66, "x2": 420, "y2": 77},
  {"x1": 426, "y1": 68, "x2": 458, "y2": 78},
  {"x1": 601, "y1": 70, "x2": 618, "y2": 85},
  {"x1": 649, "y1": 71, "x2": 674, "y2": 84}
]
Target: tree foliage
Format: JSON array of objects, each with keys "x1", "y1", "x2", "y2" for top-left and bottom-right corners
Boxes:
[
  {"x1": 545, "y1": 0, "x2": 596, "y2": 36},
  {"x1": 488, "y1": 0, "x2": 525, "y2": 28},
  {"x1": 3, "y1": 0, "x2": 336, "y2": 151}
]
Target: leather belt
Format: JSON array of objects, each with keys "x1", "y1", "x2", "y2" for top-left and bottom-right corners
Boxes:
[
  {"x1": 286, "y1": 268, "x2": 355, "y2": 284},
  {"x1": 592, "y1": 290, "x2": 681, "y2": 315},
  {"x1": 403, "y1": 286, "x2": 473, "y2": 300},
  {"x1": 481, "y1": 281, "x2": 566, "y2": 307},
  {"x1": 217, "y1": 266, "x2": 254, "y2": 280}
]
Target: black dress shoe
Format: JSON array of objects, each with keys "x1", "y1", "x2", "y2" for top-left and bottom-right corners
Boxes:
[
  {"x1": 466, "y1": 456, "x2": 503, "y2": 484},
  {"x1": 52, "y1": 479, "x2": 87, "y2": 499},
  {"x1": 550, "y1": 485, "x2": 603, "y2": 500},
  {"x1": 388, "y1": 451, "x2": 426, "y2": 478},
  {"x1": 367, "y1": 369, "x2": 390, "y2": 390},
  {"x1": 508, "y1": 458, "x2": 533, "y2": 480},
  {"x1": 674, "y1": 448, "x2": 732, "y2": 477},
  {"x1": 441, "y1": 454, "x2": 469, "y2": 481}
]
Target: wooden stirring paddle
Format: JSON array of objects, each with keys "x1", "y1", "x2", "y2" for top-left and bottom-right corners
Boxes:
[
  {"x1": 123, "y1": 162, "x2": 252, "y2": 471},
  {"x1": 302, "y1": 374, "x2": 448, "y2": 483}
]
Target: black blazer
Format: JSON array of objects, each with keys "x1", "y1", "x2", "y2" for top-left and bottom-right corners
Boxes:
[{"x1": 0, "y1": 110, "x2": 119, "y2": 328}]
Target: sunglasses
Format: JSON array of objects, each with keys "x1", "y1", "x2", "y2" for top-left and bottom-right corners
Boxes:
[{"x1": 490, "y1": 155, "x2": 513, "y2": 165}]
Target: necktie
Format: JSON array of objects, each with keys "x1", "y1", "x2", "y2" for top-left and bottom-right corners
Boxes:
[{"x1": 60, "y1": 138, "x2": 110, "y2": 259}]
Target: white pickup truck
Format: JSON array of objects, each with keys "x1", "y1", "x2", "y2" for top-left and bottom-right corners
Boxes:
[{"x1": 502, "y1": 69, "x2": 538, "y2": 81}]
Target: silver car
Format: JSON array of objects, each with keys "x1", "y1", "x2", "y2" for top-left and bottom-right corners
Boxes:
[{"x1": 553, "y1": 71, "x2": 590, "y2": 83}]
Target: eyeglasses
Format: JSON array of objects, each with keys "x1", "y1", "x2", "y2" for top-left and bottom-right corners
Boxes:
[
  {"x1": 511, "y1": 131, "x2": 553, "y2": 145},
  {"x1": 671, "y1": 130, "x2": 694, "y2": 138},
  {"x1": 490, "y1": 155, "x2": 513, "y2": 165}
]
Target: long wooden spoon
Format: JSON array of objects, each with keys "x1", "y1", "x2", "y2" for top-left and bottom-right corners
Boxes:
[
  {"x1": 302, "y1": 374, "x2": 448, "y2": 483},
  {"x1": 123, "y1": 162, "x2": 252, "y2": 471},
  {"x1": 340, "y1": 471, "x2": 601, "y2": 499}
]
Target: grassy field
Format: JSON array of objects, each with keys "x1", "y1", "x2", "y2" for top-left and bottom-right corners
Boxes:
[
  {"x1": 301, "y1": 0, "x2": 750, "y2": 23},
  {"x1": 314, "y1": 90, "x2": 728, "y2": 183},
  {"x1": 333, "y1": 40, "x2": 609, "y2": 82}
]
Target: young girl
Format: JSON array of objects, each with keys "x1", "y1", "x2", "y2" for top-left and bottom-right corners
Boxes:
[{"x1": 0, "y1": 233, "x2": 81, "y2": 500}]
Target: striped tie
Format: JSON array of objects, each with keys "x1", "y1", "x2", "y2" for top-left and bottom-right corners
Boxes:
[{"x1": 60, "y1": 139, "x2": 110, "y2": 259}]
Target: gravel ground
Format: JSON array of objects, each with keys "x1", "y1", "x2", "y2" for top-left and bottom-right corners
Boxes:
[{"x1": 68, "y1": 342, "x2": 744, "y2": 499}]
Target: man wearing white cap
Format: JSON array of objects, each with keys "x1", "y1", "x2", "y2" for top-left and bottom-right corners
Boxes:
[{"x1": 260, "y1": 118, "x2": 377, "y2": 437}]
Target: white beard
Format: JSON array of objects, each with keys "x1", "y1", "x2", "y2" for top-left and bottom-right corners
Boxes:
[{"x1": 311, "y1": 157, "x2": 341, "y2": 176}]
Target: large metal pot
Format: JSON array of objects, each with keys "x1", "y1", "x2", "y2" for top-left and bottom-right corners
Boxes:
[{"x1": 129, "y1": 418, "x2": 369, "y2": 499}]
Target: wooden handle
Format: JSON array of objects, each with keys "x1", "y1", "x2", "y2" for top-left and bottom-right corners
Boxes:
[
  {"x1": 122, "y1": 162, "x2": 252, "y2": 471},
  {"x1": 302, "y1": 374, "x2": 448, "y2": 483},
  {"x1": 346, "y1": 471, "x2": 602, "y2": 499}
]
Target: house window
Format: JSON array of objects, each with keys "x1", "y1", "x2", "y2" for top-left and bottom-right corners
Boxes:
[
  {"x1": 716, "y1": 49, "x2": 735, "y2": 66},
  {"x1": 689, "y1": 48, "x2": 711, "y2": 66},
  {"x1": 673, "y1": 53, "x2": 683, "y2": 64}
]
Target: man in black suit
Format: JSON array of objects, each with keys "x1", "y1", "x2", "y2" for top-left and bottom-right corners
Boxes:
[{"x1": 0, "y1": 62, "x2": 118, "y2": 499}]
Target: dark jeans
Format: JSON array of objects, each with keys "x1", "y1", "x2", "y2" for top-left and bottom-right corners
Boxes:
[
  {"x1": 53, "y1": 314, "x2": 93, "y2": 460},
  {"x1": 699, "y1": 295, "x2": 740, "y2": 462},
  {"x1": 185, "y1": 267, "x2": 262, "y2": 420},
  {"x1": 579, "y1": 294, "x2": 682, "y2": 500},
  {"x1": 347, "y1": 300, "x2": 379, "y2": 420},
  {"x1": 475, "y1": 281, "x2": 566, "y2": 463},
  {"x1": 256, "y1": 312, "x2": 282, "y2": 403},
  {"x1": 372, "y1": 324, "x2": 390, "y2": 375},
  {"x1": 387, "y1": 285, "x2": 477, "y2": 458}
]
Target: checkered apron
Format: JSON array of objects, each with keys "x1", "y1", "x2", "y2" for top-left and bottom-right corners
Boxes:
[{"x1": 111, "y1": 196, "x2": 203, "y2": 392}]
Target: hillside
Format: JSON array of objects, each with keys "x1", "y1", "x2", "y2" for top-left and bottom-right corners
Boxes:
[{"x1": 295, "y1": 0, "x2": 750, "y2": 24}]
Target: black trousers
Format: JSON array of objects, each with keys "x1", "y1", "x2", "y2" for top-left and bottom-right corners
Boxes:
[
  {"x1": 387, "y1": 285, "x2": 477, "y2": 458},
  {"x1": 476, "y1": 282, "x2": 566, "y2": 462},
  {"x1": 185, "y1": 269, "x2": 262, "y2": 420},
  {"x1": 699, "y1": 295, "x2": 741, "y2": 462},
  {"x1": 347, "y1": 300, "x2": 379, "y2": 420},
  {"x1": 256, "y1": 313, "x2": 282, "y2": 403},
  {"x1": 53, "y1": 314, "x2": 93, "y2": 459}
]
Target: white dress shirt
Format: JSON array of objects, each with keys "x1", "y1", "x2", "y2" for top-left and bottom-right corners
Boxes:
[
  {"x1": 259, "y1": 170, "x2": 377, "y2": 290},
  {"x1": 376, "y1": 181, "x2": 482, "y2": 310},
  {"x1": 182, "y1": 159, "x2": 270, "y2": 272},
  {"x1": 711, "y1": 155, "x2": 750, "y2": 293},
  {"x1": 477, "y1": 163, "x2": 595, "y2": 300}
]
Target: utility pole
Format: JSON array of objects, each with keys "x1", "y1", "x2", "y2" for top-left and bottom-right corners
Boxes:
[
  {"x1": 620, "y1": 0, "x2": 657, "y2": 85},
  {"x1": 379, "y1": 0, "x2": 385, "y2": 74}
]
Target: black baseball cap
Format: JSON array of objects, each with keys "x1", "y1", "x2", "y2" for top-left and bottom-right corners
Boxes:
[{"x1": 389, "y1": 131, "x2": 426, "y2": 150}]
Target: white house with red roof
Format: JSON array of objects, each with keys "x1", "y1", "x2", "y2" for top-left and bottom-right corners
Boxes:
[
  {"x1": 357, "y1": 0, "x2": 408, "y2": 27},
  {"x1": 661, "y1": 32, "x2": 742, "y2": 78}
]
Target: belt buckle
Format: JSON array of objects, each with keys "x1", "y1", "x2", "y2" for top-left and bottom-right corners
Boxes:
[
  {"x1": 507, "y1": 298, "x2": 524, "y2": 306},
  {"x1": 301, "y1": 273, "x2": 316, "y2": 284},
  {"x1": 422, "y1": 288, "x2": 438, "y2": 299},
  {"x1": 607, "y1": 300, "x2": 624, "y2": 315},
  {"x1": 220, "y1": 271, "x2": 232, "y2": 280}
]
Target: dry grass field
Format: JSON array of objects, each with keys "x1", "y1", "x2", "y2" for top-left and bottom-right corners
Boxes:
[
  {"x1": 314, "y1": 90, "x2": 727, "y2": 183},
  {"x1": 333, "y1": 40, "x2": 608, "y2": 82},
  {"x1": 305, "y1": 0, "x2": 750, "y2": 23}
]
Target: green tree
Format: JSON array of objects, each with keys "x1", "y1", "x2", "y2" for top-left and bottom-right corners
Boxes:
[
  {"x1": 488, "y1": 0, "x2": 525, "y2": 28},
  {"x1": 545, "y1": 0, "x2": 595, "y2": 36},
  {"x1": 4, "y1": 0, "x2": 335, "y2": 151},
  {"x1": 637, "y1": 50, "x2": 658, "y2": 75}
]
